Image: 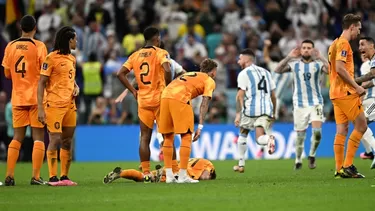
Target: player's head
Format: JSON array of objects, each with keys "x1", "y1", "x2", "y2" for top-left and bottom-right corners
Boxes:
[
  {"x1": 359, "y1": 37, "x2": 375, "y2": 60},
  {"x1": 53, "y1": 26, "x2": 77, "y2": 55},
  {"x1": 342, "y1": 14, "x2": 362, "y2": 40},
  {"x1": 143, "y1": 27, "x2": 161, "y2": 47},
  {"x1": 237, "y1": 48, "x2": 254, "y2": 69},
  {"x1": 199, "y1": 169, "x2": 216, "y2": 180},
  {"x1": 300, "y1": 39, "x2": 314, "y2": 61},
  {"x1": 20, "y1": 15, "x2": 37, "y2": 34},
  {"x1": 200, "y1": 58, "x2": 218, "y2": 79}
]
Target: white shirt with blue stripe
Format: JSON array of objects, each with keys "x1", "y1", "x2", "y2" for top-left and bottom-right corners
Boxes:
[
  {"x1": 288, "y1": 59, "x2": 324, "y2": 108},
  {"x1": 360, "y1": 60, "x2": 375, "y2": 100},
  {"x1": 170, "y1": 59, "x2": 184, "y2": 79},
  {"x1": 370, "y1": 55, "x2": 375, "y2": 87},
  {"x1": 237, "y1": 64, "x2": 276, "y2": 118}
]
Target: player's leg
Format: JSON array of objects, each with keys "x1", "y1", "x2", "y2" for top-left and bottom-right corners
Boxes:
[
  {"x1": 293, "y1": 106, "x2": 310, "y2": 170},
  {"x1": 234, "y1": 127, "x2": 249, "y2": 173},
  {"x1": 360, "y1": 98, "x2": 375, "y2": 159},
  {"x1": 308, "y1": 105, "x2": 324, "y2": 169},
  {"x1": 103, "y1": 167, "x2": 144, "y2": 184},
  {"x1": 254, "y1": 117, "x2": 275, "y2": 154},
  {"x1": 137, "y1": 107, "x2": 154, "y2": 181}
]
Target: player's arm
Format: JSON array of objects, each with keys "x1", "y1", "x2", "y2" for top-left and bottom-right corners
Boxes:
[
  {"x1": 263, "y1": 39, "x2": 272, "y2": 64},
  {"x1": 362, "y1": 81, "x2": 374, "y2": 89},
  {"x1": 160, "y1": 50, "x2": 172, "y2": 85},
  {"x1": 274, "y1": 47, "x2": 300, "y2": 73},
  {"x1": 2, "y1": 44, "x2": 11, "y2": 79},
  {"x1": 313, "y1": 49, "x2": 329, "y2": 74},
  {"x1": 117, "y1": 57, "x2": 137, "y2": 99},
  {"x1": 336, "y1": 60, "x2": 363, "y2": 92},
  {"x1": 355, "y1": 67, "x2": 375, "y2": 84},
  {"x1": 269, "y1": 74, "x2": 277, "y2": 119},
  {"x1": 37, "y1": 58, "x2": 53, "y2": 124},
  {"x1": 234, "y1": 72, "x2": 247, "y2": 126},
  {"x1": 3, "y1": 68, "x2": 11, "y2": 79}
]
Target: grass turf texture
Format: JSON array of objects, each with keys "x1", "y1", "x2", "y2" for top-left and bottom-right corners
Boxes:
[{"x1": 0, "y1": 158, "x2": 374, "y2": 211}]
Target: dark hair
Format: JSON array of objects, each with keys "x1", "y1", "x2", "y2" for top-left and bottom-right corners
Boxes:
[
  {"x1": 342, "y1": 14, "x2": 361, "y2": 30},
  {"x1": 20, "y1": 15, "x2": 36, "y2": 33},
  {"x1": 53, "y1": 26, "x2": 76, "y2": 55},
  {"x1": 210, "y1": 170, "x2": 216, "y2": 180},
  {"x1": 301, "y1": 39, "x2": 315, "y2": 47},
  {"x1": 143, "y1": 27, "x2": 159, "y2": 41},
  {"x1": 240, "y1": 48, "x2": 255, "y2": 57},
  {"x1": 200, "y1": 58, "x2": 218, "y2": 73},
  {"x1": 88, "y1": 52, "x2": 97, "y2": 62},
  {"x1": 360, "y1": 36, "x2": 375, "y2": 45}
]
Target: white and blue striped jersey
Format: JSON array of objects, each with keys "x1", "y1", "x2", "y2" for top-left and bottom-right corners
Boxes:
[
  {"x1": 170, "y1": 59, "x2": 184, "y2": 79},
  {"x1": 288, "y1": 59, "x2": 324, "y2": 108},
  {"x1": 370, "y1": 55, "x2": 375, "y2": 87},
  {"x1": 237, "y1": 64, "x2": 276, "y2": 117},
  {"x1": 360, "y1": 60, "x2": 375, "y2": 100},
  {"x1": 268, "y1": 61, "x2": 293, "y2": 99}
]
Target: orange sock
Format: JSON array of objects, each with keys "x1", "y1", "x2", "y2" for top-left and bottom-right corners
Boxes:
[
  {"x1": 162, "y1": 133, "x2": 174, "y2": 168},
  {"x1": 120, "y1": 169, "x2": 144, "y2": 182},
  {"x1": 172, "y1": 160, "x2": 179, "y2": 174},
  {"x1": 344, "y1": 129, "x2": 363, "y2": 168},
  {"x1": 334, "y1": 134, "x2": 346, "y2": 171},
  {"x1": 141, "y1": 161, "x2": 150, "y2": 174},
  {"x1": 32, "y1": 141, "x2": 45, "y2": 179},
  {"x1": 60, "y1": 149, "x2": 71, "y2": 177},
  {"x1": 179, "y1": 133, "x2": 192, "y2": 169},
  {"x1": 6, "y1": 140, "x2": 21, "y2": 178},
  {"x1": 47, "y1": 150, "x2": 58, "y2": 178}
]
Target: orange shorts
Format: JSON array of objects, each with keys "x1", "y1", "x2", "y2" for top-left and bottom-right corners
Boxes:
[
  {"x1": 45, "y1": 103, "x2": 77, "y2": 133},
  {"x1": 158, "y1": 98, "x2": 194, "y2": 134},
  {"x1": 12, "y1": 105, "x2": 44, "y2": 128},
  {"x1": 138, "y1": 106, "x2": 160, "y2": 129},
  {"x1": 332, "y1": 94, "x2": 364, "y2": 124}
]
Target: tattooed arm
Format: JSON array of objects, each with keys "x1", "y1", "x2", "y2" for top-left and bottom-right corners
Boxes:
[
  {"x1": 199, "y1": 96, "x2": 211, "y2": 125},
  {"x1": 355, "y1": 68, "x2": 375, "y2": 84},
  {"x1": 362, "y1": 81, "x2": 375, "y2": 89},
  {"x1": 274, "y1": 47, "x2": 300, "y2": 73}
]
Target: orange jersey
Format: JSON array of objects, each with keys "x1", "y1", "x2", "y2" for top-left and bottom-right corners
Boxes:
[
  {"x1": 161, "y1": 72, "x2": 216, "y2": 103},
  {"x1": 41, "y1": 51, "x2": 76, "y2": 107},
  {"x1": 2, "y1": 38, "x2": 47, "y2": 106},
  {"x1": 328, "y1": 36, "x2": 355, "y2": 99},
  {"x1": 123, "y1": 46, "x2": 170, "y2": 108},
  {"x1": 187, "y1": 158, "x2": 215, "y2": 179}
]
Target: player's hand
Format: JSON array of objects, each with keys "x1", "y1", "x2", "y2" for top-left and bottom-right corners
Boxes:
[
  {"x1": 131, "y1": 90, "x2": 138, "y2": 100},
  {"x1": 234, "y1": 113, "x2": 241, "y2": 127},
  {"x1": 312, "y1": 48, "x2": 321, "y2": 59},
  {"x1": 73, "y1": 84, "x2": 80, "y2": 97},
  {"x1": 192, "y1": 128, "x2": 201, "y2": 142},
  {"x1": 115, "y1": 89, "x2": 129, "y2": 103},
  {"x1": 288, "y1": 46, "x2": 301, "y2": 58},
  {"x1": 356, "y1": 86, "x2": 366, "y2": 96},
  {"x1": 264, "y1": 39, "x2": 272, "y2": 47},
  {"x1": 38, "y1": 108, "x2": 46, "y2": 125}
]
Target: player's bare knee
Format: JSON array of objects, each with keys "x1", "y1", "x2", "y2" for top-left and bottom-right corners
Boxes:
[
  {"x1": 312, "y1": 128, "x2": 322, "y2": 141},
  {"x1": 31, "y1": 127, "x2": 44, "y2": 142},
  {"x1": 48, "y1": 133, "x2": 61, "y2": 150},
  {"x1": 13, "y1": 127, "x2": 27, "y2": 143},
  {"x1": 61, "y1": 138, "x2": 72, "y2": 150},
  {"x1": 336, "y1": 123, "x2": 348, "y2": 136}
]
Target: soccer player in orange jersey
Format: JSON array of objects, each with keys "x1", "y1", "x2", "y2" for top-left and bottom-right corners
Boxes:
[
  {"x1": 159, "y1": 59, "x2": 217, "y2": 183},
  {"x1": 103, "y1": 158, "x2": 216, "y2": 184},
  {"x1": 117, "y1": 27, "x2": 172, "y2": 182},
  {"x1": 328, "y1": 14, "x2": 367, "y2": 178},
  {"x1": 1, "y1": 15, "x2": 48, "y2": 186},
  {"x1": 37, "y1": 26, "x2": 79, "y2": 186}
]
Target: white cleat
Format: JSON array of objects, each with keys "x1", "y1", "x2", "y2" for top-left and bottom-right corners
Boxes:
[
  {"x1": 103, "y1": 167, "x2": 122, "y2": 184},
  {"x1": 0, "y1": 181, "x2": 2, "y2": 186},
  {"x1": 177, "y1": 176, "x2": 199, "y2": 184},
  {"x1": 371, "y1": 158, "x2": 375, "y2": 169},
  {"x1": 267, "y1": 135, "x2": 276, "y2": 155},
  {"x1": 233, "y1": 165, "x2": 245, "y2": 173},
  {"x1": 166, "y1": 177, "x2": 178, "y2": 183}
]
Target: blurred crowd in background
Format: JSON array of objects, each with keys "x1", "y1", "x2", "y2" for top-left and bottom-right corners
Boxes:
[{"x1": 0, "y1": 0, "x2": 375, "y2": 137}]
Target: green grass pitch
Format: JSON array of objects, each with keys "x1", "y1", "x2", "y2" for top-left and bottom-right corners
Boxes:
[{"x1": 0, "y1": 158, "x2": 374, "y2": 211}]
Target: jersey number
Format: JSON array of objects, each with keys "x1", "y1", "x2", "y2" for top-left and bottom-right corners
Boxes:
[
  {"x1": 179, "y1": 72, "x2": 197, "y2": 81},
  {"x1": 15, "y1": 56, "x2": 26, "y2": 78},
  {"x1": 303, "y1": 73, "x2": 311, "y2": 81},
  {"x1": 140, "y1": 62, "x2": 151, "y2": 85},
  {"x1": 69, "y1": 69, "x2": 73, "y2": 79},
  {"x1": 257, "y1": 76, "x2": 268, "y2": 93}
]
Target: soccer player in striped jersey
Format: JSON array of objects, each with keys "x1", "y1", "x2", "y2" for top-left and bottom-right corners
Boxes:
[
  {"x1": 275, "y1": 40, "x2": 329, "y2": 170},
  {"x1": 233, "y1": 49, "x2": 276, "y2": 173}
]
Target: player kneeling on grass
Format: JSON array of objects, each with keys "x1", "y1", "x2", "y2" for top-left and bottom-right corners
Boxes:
[{"x1": 103, "y1": 158, "x2": 216, "y2": 183}]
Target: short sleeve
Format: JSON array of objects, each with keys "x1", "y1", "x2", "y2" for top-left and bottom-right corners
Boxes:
[
  {"x1": 336, "y1": 41, "x2": 351, "y2": 62},
  {"x1": 237, "y1": 71, "x2": 248, "y2": 91},
  {"x1": 370, "y1": 59, "x2": 375, "y2": 69},
  {"x1": 123, "y1": 54, "x2": 134, "y2": 71},
  {"x1": 40, "y1": 55, "x2": 54, "y2": 76},
  {"x1": 171, "y1": 59, "x2": 184, "y2": 74},
  {"x1": 360, "y1": 61, "x2": 370, "y2": 75},
  {"x1": 267, "y1": 71, "x2": 276, "y2": 91},
  {"x1": 203, "y1": 77, "x2": 216, "y2": 98},
  {"x1": 158, "y1": 49, "x2": 171, "y2": 66},
  {"x1": 38, "y1": 43, "x2": 48, "y2": 68},
  {"x1": 2, "y1": 44, "x2": 11, "y2": 69}
]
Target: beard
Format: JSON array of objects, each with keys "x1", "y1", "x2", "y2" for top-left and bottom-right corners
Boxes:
[{"x1": 302, "y1": 55, "x2": 311, "y2": 61}]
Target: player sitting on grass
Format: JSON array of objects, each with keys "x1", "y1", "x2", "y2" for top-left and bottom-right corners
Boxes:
[{"x1": 103, "y1": 158, "x2": 216, "y2": 183}]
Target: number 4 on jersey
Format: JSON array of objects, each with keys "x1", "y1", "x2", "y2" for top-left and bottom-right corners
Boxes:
[
  {"x1": 257, "y1": 76, "x2": 268, "y2": 93},
  {"x1": 15, "y1": 56, "x2": 26, "y2": 78}
]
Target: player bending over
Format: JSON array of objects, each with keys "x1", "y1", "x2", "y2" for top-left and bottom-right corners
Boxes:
[
  {"x1": 2, "y1": 15, "x2": 48, "y2": 186},
  {"x1": 233, "y1": 49, "x2": 276, "y2": 173},
  {"x1": 103, "y1": 158, "x2": 216, "y2": 183},
  {"x1": 275, "y1": 40, "x2": 328, "y2": 170},
  {"x1": 38, "y1": 26, "x2": 79, "y2": 186}
]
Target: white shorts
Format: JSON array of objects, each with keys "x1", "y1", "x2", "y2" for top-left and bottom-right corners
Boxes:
[
  {"x1": 239, "y1": 115, "x2": 272, "y2": 134},
  {"x1": 363, "y1": 98, "x2": 375, "y2": 121},
  {"x1": 293, "y1": 105, "x2": 324, "y2": 131}
]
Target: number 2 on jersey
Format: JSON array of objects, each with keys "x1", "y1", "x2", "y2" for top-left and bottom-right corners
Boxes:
[
  {"x1": 257, "y1": 76, "x2": 268, "y2": 93},
  {"x1": 15, "y1": 56, "x2": 26, "y2": 78},
  {"x1": 140, "y1": 62, "x2": 151, "y2": 85},
  {"x1": 179, "y1": 72, "x2": 197, "y2": 81}
]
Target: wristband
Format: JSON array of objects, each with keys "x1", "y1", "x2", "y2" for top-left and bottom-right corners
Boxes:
[{"x1": 198, "y1": 124, "x2": 204, "y2": 130}]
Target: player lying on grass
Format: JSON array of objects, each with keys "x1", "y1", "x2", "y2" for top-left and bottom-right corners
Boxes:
[{"x1": 103, "y1": 158, "x2": 216, "y2": 183}]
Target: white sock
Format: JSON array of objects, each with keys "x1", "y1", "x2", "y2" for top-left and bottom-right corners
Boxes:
[
  {"x1": 362, "y1": 127, "x2": 375, "y2": 152},
  {"x1": 179, "y1": 169, "x2": 187, "y2": 178},
  {"x1": 295, "y1": 131, "x2": 306, "y2": 163},
  {"x1": 166, "y1": 168, "x2": 174, "y2": 179},
  {"x1": 309, "y1": 128, "x2": 321, "y2": 157},
  {"x1": 257, "y1": 135, "x2": 269, "y2": 146},
  {"x1": 156, "y1": 133, "x2": 164, "y2": 145},
  {"x1": 237, "y1": 135, "x2": 247, "y2": 166}
]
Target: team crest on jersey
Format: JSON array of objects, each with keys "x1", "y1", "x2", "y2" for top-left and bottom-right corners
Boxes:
[
  {"x1": 341, "y1": 50, "x2": 347, "y2": 57},
  {"x1": 42, "y1": 63, "x2": 48, "y2": 70}
]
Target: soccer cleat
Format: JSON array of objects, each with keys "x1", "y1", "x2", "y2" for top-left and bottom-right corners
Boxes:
[
  {"x1": 166, "y1": 177, "x2": 178, "y2": 183},
  {"x1": 308, "y1": 156, "x2": 316, "y2": 169},
  {"x1": 4, "y1": 176, "x2": 15, "y2": 186},
  {"x1": 360, "y1": 152, "x2": 374, "y2": 160},
  {"x1": 371, "y1": 158, "x2": 375, "y2": 169},
  {"x1": 256, "y1": 148, "x2": 264, "y2": 158},
  {"x1": 154, "y1": 164, "x2": 163, "y2": 183},
  {"x1": 177, "y1": 176, "x2": 199, "y2": 184},
  {"x1": 294, "y1": 163, "x2": 302, "y2": 170},
  {"x1": 60, "y1": 176, "x2": 77, "y2": 186},
  {"x1": 30, "y1": 177, "x2": 48, "y2": 185},
  {"x1": 0, "y1": 181, "x2": 3, "y2": 186},
  {"x1": 267, "y1": 135, "x2": 276, "y2": 154},
  {"x1": 342, "y1": 165, "x2": 365, "y2": 178},
  {"x1": 233, "y1": 165, "x2": 245, "y2": 173},
  {"x1": 103, "y1": 167, "x2": 122, "y2": 184}
]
